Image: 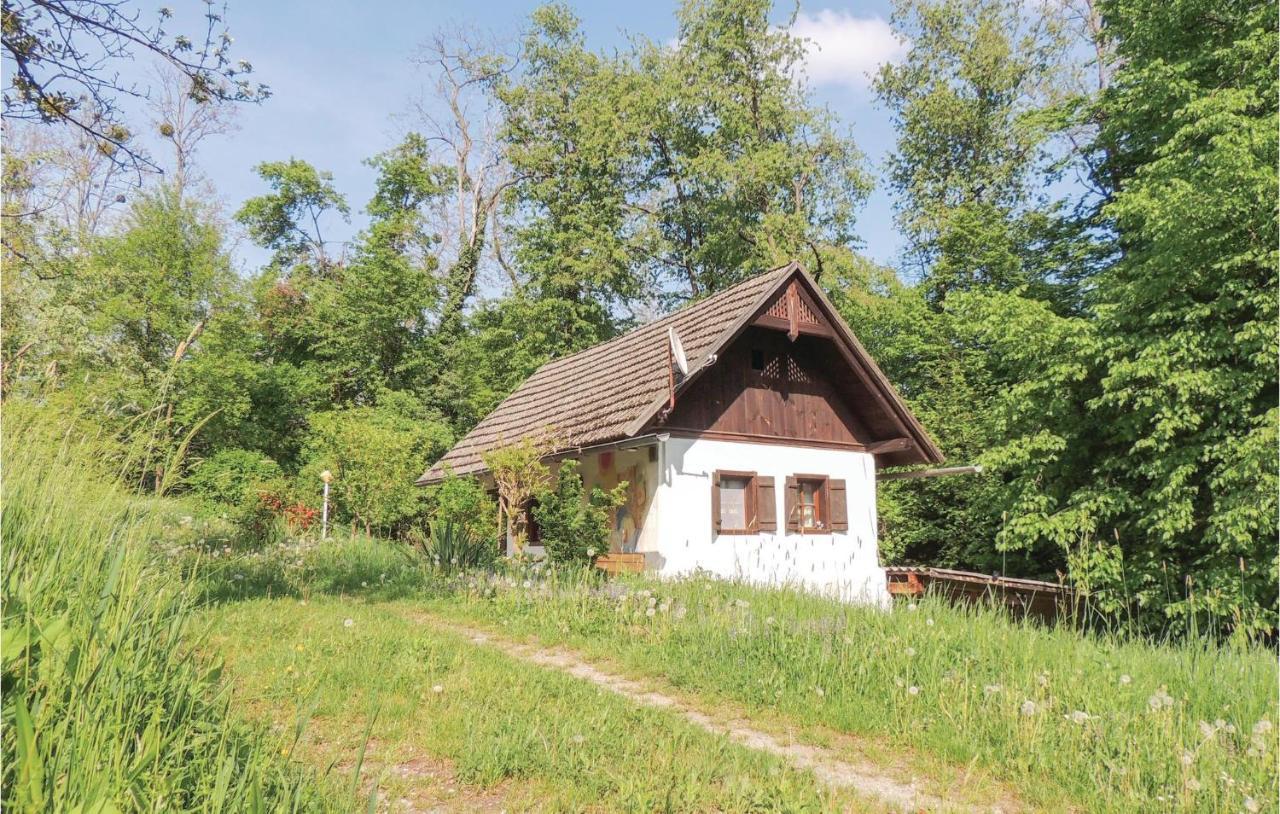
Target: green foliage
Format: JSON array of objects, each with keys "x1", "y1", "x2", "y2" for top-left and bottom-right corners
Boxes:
[
  {"x1": 300, "y1": 391, "x2": 453, "y2": 536},
  {"x1": 976, "y1": 0, "x2": 1280, "y2": 634},
  {"x1": 500, "y1": 0, "x2": 871, "y2": 327},
  {"x1": 875, "y1": 0, "x2": 1084, "y2": 306},
  {"x1": 186, "y1": 448, "x2": 284, "y2": 507},
  {"x1": 534, "y1": 460, "x2": 626, "y2": 565},
  {"x1": 234, "y1": 158, "x2": 349, "y2": 267},
  {"x1": 1, "y1": 406, "x2": 345, "y2": 810},
  {"x1": 483, "y1": 437, "x2": 552, "y2": 553},
  {"x1": 427, "y1": 473, "x2": 498, "y2": 544},
  {"x1": 412, "y1": 520, "x2": 497, "y2": 574}
]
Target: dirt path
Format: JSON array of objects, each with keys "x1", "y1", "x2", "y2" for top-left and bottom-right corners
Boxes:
[{"x1": 409, "y1": 612, "x2": 1022, "y2": 814}]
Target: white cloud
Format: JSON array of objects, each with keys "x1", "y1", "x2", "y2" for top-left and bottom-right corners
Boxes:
[{"x1": 790, "y1": 9, "x2": 909, "y2": 91}]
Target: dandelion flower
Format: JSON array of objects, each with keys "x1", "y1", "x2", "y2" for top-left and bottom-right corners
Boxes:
[
  {"x1": 1180, "y1": 751, "x2": 1194, "y2": 767},
  {"x1": 814, "y1": 686, "x2": 825, "y2": 697},
  {"x1": 586, "y1": 548, "x2": 596, "y2": 557},
  {"x1": 1147, "y1": 687, "x2": 1174, "y2": 711},
  {"x1": 1252, "y1": 719, "x2": 1273, "y2": 736},
  {"x1": 343, "y1": 618, "x2": 354, "y2": 628},
  {"x1": 894, "y1": 678, "x2": 905, "y2": 688},
  {"x1": 907, "y1": 603, "x2": 918, "y2": 612},
  {"x1": 674, "y1": 606, "x2": 688, "y2": 619},
  {"x1": 908, "y1": 686, "x2": 920, "y2": 696},
  {"x1": 1185, "y1": 778, "x2": 1201, "y2": 792},
  {"x1": 432, "y1": 684, "x2": 443, "y2": 694},
  {"x1": 1119, "y1": 674, "x2": 1131, "y2": 685},
  {"x1": 645, "y1": 608, "x2": 656, "y2": 617},
  {"x1": 1020, "y1": 700, "x2": 1038, "y2": 717},
  {"x1": 1244, "y1": 797, "x2": 1260, "y2": 813},
  {"x1": 1065, "y1": 710, "x2": 1091, "y2": 725},
  {"x1": 904, "y1": 647, "x2": 916, "y2": 658},
  {"x1": 571, "y1": 734, "x2": 585, "y2": 744}
]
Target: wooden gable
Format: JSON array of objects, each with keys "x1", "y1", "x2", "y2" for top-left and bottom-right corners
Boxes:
[
  {"x1": 664, "y1": 327, "x2": 872, "y2": 448},
  {"x1": 656, "y1": 273, "x2": 935, "y2": 465}
]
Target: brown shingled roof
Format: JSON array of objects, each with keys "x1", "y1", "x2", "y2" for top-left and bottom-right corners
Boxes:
[{"x1": 417, "y1": 262, "x2": 941, "y2": 484}]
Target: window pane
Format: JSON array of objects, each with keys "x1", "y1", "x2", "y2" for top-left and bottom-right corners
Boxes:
[
  {"x1": 720, "y1": 477, "x2": 749, "y2": 530},
  {"x1": 799, "y1": 479, "x2": 824, "y2": 529}
]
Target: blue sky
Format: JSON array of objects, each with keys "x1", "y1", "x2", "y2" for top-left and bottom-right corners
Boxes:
[{"x1": 172, "y1": 0, "x2": 908, "y2": 274}]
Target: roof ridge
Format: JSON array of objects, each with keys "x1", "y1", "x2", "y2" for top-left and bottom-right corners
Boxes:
[{"x1": 536, "y1": 264, "x2": 793, "y2": 373}]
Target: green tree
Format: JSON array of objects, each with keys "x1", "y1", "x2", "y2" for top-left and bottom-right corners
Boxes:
[
  {"x1": 875, "y1": 0, "x2": 1084, "y2": 306},
  {"x1": 234, "y1": 159, "x2": 349, "y2": 269},
  {"x1": 534, "y1": 459, "x2": 626, "y2": 565},
  {"x1": 300, "y1": 391, "x2": 453, "y2": 536},
  {"x1": 977, "y1": 0, "x2": 1278, "y2": 633}
]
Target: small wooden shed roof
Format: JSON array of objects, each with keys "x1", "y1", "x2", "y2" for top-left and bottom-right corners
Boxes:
[{"x1": 417, "y1": 262, "x2": 942, "y2": 484}]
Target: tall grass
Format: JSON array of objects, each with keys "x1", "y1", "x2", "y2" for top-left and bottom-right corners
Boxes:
[
  {"x1": 434, "y1": 568, "x2": 1280, "y2": 813},
  {"x1": 1, "y1": 413, "x2": 348, "y2": 811}
]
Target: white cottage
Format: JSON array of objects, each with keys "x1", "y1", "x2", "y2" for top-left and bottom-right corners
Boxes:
[{"x1": 417, "y1": 262, "x2": 943, "y2": 605}]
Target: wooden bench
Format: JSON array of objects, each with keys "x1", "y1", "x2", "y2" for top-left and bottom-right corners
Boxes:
[{"x1": 594, "y1": 552, "x2": 646, "y2": 574}]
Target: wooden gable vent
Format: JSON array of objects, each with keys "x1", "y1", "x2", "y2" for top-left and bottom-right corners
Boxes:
[{"x1": 754, "y1": 279, "x2": 831, "y2": 341}]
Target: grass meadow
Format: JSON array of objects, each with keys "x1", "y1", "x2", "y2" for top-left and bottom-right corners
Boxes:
[{"x1": 5, "y1": 423, "x2": 1277, "y2": 812}]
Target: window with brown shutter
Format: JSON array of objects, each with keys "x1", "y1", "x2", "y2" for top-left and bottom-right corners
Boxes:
[
  {"x1": 828, "y1": 479, "x2": 848, "y2": 531},
  {"x1": 712, "y1": 470, "x2": 758, "y2": 534},
  {"x1": 786, "y1": 474, "x2": 832, "y2": 533},
  {"x1": 756, "y1": 476, "x2": 777, "y2": 531}
]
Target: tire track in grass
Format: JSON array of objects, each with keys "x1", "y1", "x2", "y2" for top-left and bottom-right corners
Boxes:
[{"x1": 406, "y1": 611, "x2": 1023, "y2": 814}]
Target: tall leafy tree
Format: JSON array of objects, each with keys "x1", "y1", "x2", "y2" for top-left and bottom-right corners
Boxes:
[
  {"x1": 875, "y1": 0, "x2": 1082, "y2": 305},
  {"x1": 981, "y1": 0, "x2": 1278, "y2": 632}
]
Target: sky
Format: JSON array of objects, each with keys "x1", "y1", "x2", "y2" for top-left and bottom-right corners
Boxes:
[{"x1": 149, "y1": 0, "x2": 911, "y2": 274}]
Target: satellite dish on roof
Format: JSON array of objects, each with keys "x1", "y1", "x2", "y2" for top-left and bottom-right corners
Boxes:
[{"x1": 669, "y1": 327, "x2": 689, "y2": 376}]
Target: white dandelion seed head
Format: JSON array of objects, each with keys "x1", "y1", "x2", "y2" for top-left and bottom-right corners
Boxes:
[
  {"x1": 925, "y1": 618, "x2": 934, "y2": 626},
  {"x1": 1180, "y1": 751, "x2": 1194, "y2": 767},
  {"x1": 984, "y1": 684, "x2": 1003, "y2": 696},
  {"x1": 431, "y1": 684, "x2": 443, "y2": 694},
  {"x1": 908, "y1": 686, "x2": 920, "y2": 696},
  {"x1": 343, "y1": 618, "x2": 354, "y2": 628},
  {"x1": 1020, "y1": 700, "x2": 1038, "y2": 717},
  {"x1": 1119, "y1": 674, "x2": 1132, "y2": 685},
  {"x1": 904, "y1": 647, "x2": 916, "y2": 657}
]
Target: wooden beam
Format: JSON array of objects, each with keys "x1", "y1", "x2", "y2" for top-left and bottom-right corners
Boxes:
[
  {"x1": 866, "y1": 437, "x2": 913, "y2": 455},
  {"x1": 751, "y1": 314, "x2": 835, "y2": 337},
  {"x1": 877, "y1": 465, "x2": 984, "y2": 482}
]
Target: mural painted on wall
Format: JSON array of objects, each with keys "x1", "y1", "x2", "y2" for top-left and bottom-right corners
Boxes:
[{"x1": 606, "y1": 462, "x2": 648, "y2": 553}]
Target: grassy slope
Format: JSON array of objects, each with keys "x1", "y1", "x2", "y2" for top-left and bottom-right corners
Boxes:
[
  {"x1": 206, "y1": 597, "x2": 870, "y2": 812},
  {"x1": 0, "y1": 420, "x2": 348, "y2": 811},
  {"x1": 421, "y1": 569, "x2": 1278, "y2": 813}
]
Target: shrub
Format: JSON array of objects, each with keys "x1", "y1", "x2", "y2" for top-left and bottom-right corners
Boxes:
[
  {"x1": 534, "y1": 460, "x2": 626, "y2": 565},
  {"x1": 186, "y1": 447, "x2": 284, "y2": 507},
  {"x1": 411, "y1": 520, "x2": 497, "y2": 573},
  {"x1": 299, "y1": 391, "x2": 453, "y2": 536},
  {"x1": 427, "y1": 472, "x2": 498, "y2": 543}
]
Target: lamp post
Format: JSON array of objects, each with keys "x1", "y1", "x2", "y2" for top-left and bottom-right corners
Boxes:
[{"x1": 320, "y1": 470, "x2": 333, "y2": 540}]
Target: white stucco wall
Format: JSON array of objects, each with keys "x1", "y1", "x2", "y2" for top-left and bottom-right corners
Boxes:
[{"x1": 646, "y1": 436, "x2": 889, "y2": 606}]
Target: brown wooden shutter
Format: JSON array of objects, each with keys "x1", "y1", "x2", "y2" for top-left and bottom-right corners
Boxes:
[
  {"x1": 784, "y1": 476, "x2": 800, "y2": 532},
  {"x1": 829, "y1": 479, "x2": 848, "y2": 531},
  {"x1": 757, "y1": 476, "x2": 777, "y2": 532},
  {"x1": 711, "y1": 471, "x2": 722, "y2": 533}
]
